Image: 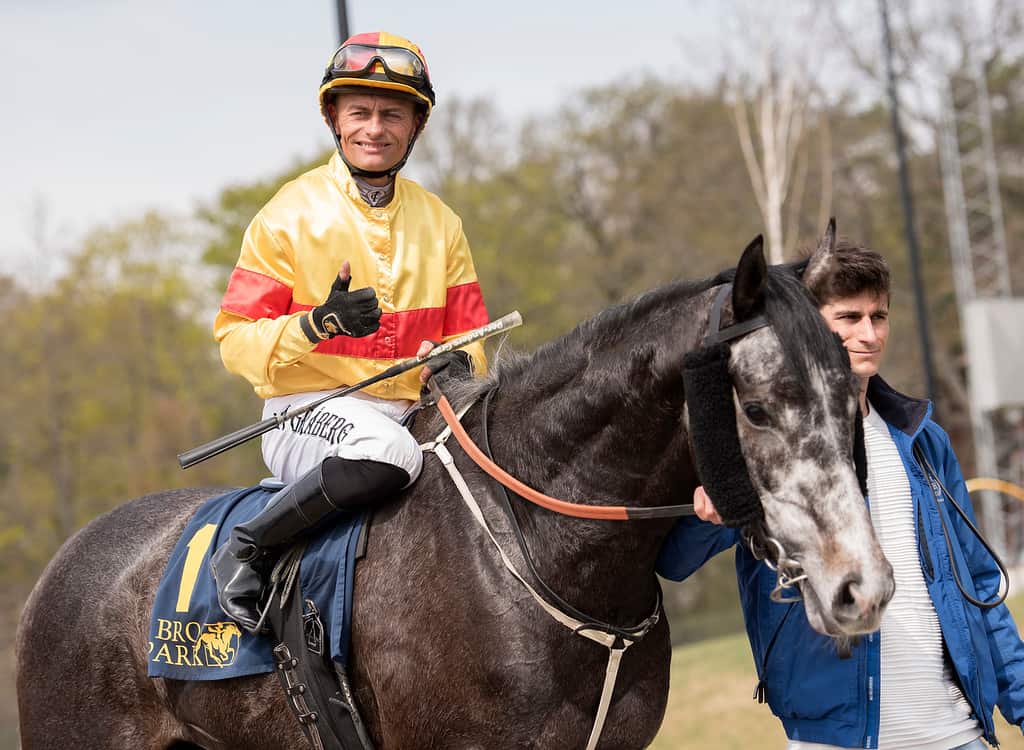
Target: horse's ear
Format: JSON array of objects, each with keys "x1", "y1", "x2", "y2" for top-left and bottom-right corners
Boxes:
[
  {"x1": 733, "y1": 234, "x2": 767, "y2": 322},
  {"x1": 802, "y1": 217, "x2": 837, "y2": 293}
]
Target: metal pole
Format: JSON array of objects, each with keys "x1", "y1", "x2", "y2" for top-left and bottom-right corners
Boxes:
[
  {"x1": 879, "y1": 0, "x2": 938, "y2": 404},
  {"x1": 335, "y1": 0, "x2": 349, "y2": 43}
]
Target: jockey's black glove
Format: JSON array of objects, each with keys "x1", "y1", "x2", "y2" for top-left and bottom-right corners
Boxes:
[
  {"x1": 422, "y1": 350, "x2": 473, "y2": 395},
  {"x1": 301, "y1": 275, "x2": 381, "y2": 343}
]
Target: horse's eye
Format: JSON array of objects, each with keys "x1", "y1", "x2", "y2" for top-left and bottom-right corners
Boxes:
[{"x1": 743, "y1": 403, "x2": 771, "y2": 426}]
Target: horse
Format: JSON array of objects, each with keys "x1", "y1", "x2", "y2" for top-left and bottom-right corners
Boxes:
[{"x1": 16, "y1": 225, "x2": 894, "y2": 749}]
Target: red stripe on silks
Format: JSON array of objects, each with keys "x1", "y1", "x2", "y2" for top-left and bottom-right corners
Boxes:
[
  {"x1": 221, "y1": 267, "x2": 293, "y2": 320},
  {"x1": 288, "y1": 302, "x2": 446, "y2": 359},
  {"x1": 443, "y1": 282, "x2": 489, "y2": 337}
]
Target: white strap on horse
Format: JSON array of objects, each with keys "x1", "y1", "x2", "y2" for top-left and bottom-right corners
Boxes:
[{"x1": 421, "y1": 412, "x2": 630, "y2": 750}]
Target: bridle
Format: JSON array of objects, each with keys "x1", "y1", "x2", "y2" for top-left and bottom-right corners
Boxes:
[
  {"x1": 430, "y1": 281, "x2": 809, "y2": 599},
  {"x1": 698, "y1": 283, "x2": 808, "y2": 602}
]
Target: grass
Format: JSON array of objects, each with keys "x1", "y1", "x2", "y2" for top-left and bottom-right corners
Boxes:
[{"x1": 649, "y1": 594, "x2": 1024, "y2": 749}]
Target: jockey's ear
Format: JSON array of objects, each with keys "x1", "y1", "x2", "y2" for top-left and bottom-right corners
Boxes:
[
  {"x1": 803, "y1": 217, "x2": 837, "y2": 294},
  {"x1": 733, "y1": 234, "x2": 767, "y2": 322}
]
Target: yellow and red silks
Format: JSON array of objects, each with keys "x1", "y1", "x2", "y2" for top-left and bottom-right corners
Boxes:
[{"x1": 215, "y1": 152, "x2": 488, "y2": 402}]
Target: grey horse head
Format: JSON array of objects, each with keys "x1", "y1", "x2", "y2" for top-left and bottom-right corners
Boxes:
[{"x1": 724, "y1": 222, "x2": 894, "y2": 641}]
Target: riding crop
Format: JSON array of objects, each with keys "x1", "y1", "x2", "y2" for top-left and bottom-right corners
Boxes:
[{"x1": 177, "y1": 311, "x2": 523, "y2": 469}]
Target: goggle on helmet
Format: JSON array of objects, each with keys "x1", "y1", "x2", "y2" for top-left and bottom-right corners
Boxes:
[{"x1": 318, "y1": 31, "x2": 435, "y2": 122}]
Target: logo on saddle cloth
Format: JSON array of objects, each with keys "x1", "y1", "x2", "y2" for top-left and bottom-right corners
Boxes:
[{"x1": 149, "y1": 619, "x2": 241, "y2": 668}]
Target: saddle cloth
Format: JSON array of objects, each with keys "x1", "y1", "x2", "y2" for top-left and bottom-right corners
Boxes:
[{"x1": 147, "y1": 486, "x2": 365, "y2": 681}]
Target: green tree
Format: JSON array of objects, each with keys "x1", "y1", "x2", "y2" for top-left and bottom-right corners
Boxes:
[{"x1": 0, "y1": 212, "x2": 264, "y2": 594}]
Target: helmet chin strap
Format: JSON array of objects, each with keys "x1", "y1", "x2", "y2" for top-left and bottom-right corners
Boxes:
[{"x1": 330, "y1": 127, "x2": 421, "y2": 180}]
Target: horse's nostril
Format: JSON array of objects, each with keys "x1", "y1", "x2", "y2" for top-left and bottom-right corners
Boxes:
[{"x1": 834, "y1": 574, "x2": 863, "y2": 613}]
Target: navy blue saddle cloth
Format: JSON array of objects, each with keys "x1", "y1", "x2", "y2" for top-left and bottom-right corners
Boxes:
[{"x1": 147, "y1": 485, "x2": 365, "y2": 681}]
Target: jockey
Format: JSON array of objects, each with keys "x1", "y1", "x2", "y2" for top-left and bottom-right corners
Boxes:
[{"x1": 210, "y1": 31, "x2": 489, "y2": 633}]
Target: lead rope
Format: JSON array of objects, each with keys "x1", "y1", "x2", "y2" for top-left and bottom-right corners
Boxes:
[{"x1": 421, "y1": 406, "x2": 652, "y2": 750}]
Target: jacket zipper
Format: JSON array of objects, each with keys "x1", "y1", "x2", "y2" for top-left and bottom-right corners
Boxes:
[{"x1": 917, "y1": 505, "x2": 935, "y2": 580}]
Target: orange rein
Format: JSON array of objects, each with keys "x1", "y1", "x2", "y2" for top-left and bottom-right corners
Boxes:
[
  {"x1": 435, "y1": 394, "x2": 695, "y2": 521},
  {"x1": 435, "y1": 395, "x2": 629, "y2": 520}
]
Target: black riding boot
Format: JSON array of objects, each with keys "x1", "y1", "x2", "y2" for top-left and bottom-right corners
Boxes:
[{"x1": 210, "y1": 456, "x2": 410, "y2": 633}]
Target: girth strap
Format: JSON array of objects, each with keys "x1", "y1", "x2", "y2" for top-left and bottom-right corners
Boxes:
[
  {"x1": 265, "y1": 547, "x2": 375, "y2": 750},
  {"x1": 422, "y1": 410, "x2": 659, "y2": 750}
]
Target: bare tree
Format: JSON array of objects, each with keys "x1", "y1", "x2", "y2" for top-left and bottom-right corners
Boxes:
[
  {"x1": 715, "y1": 1, "x2": 835, "y2": 263},
  {"x1": 415, "y1": 96, "x2": 508, "y2": 191},
  {"x1": 825, "y1": 0, "x2": 1024, "y2": 130},
  {"x1": 732, "y1": 55, "x2": 810, "y2": 263}
]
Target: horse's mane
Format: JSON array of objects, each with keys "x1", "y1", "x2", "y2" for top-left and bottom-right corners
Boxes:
[
  {"x1": 462, "y1": 260, "x2": 846, "y2": 402},
  {"x1": 480, "y1": 276, "x2": 719, "y2": 394}
]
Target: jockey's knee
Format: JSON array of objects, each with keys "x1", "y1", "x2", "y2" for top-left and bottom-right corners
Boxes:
[{"x1": 332, "y1": 425, "x2": 422, "y2": 488}]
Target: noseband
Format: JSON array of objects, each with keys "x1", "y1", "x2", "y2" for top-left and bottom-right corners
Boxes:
[{"x1": 681, "y1": 283, "x2": 768, "y2": 529}]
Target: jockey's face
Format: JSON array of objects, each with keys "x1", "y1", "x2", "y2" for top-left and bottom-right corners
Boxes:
[{"x1": 328, "y1": 92, "x2": 421, "y2": 183}]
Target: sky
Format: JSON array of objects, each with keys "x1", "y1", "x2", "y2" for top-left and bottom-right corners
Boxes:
[{"x1": 2, "y1": 0, "x2": 722, "y2": 271}]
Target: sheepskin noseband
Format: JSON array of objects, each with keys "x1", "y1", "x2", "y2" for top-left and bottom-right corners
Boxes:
[
  {"x1": 682, "y1": 284, "x2": 767, "y2": 528},
  {"x1": 683, "y1": 341, "x2": 764, "y2": 527}
]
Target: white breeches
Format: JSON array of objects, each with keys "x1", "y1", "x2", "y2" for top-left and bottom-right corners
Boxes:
[{"x1": 260, "y1": 390, "x2": 423, "y2": 487}]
